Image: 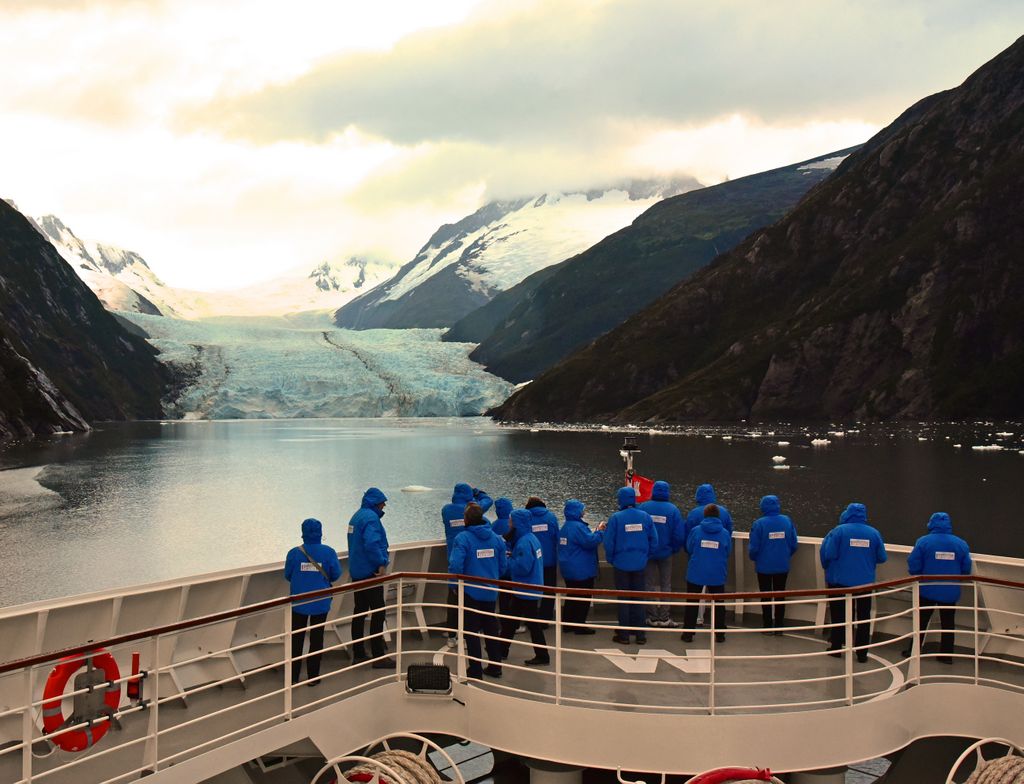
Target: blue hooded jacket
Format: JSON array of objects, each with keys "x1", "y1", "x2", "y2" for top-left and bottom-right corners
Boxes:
[
  {"x1": 526, "y1": 503, "x2": 560, "y2": 569},
  {"x1": 819, "y1": 503, "x2": 887, "y2": 587},
  {"x1": 685, "y1": 484, "x2": 733, "y2": 540},
  {"x1": 491, "y1": 497, "x2": 513, "y2": 537},
  {"x1": 603, "y1": 487, "x2": 657, "y2": 572},
  {"x1": 908, "y1": 513, "x2": 972, "y2": 603},
  {"x1": 347, "y1": 487, "x2": 390, "y2": 581},
  {"x1": 284, "y1": 518, "x2": 343, "y2": 615},
  {"x1": 473, "y1": 487, "x2": 494, "y2": 515},
  {"x1": 685, "y1": 513, "x2": 732, "y2": 586},
  {"x1": 441, "y1": 483, "x2": 475, "y2": 555},
  {"x1": 748, "y1": 495, "x2": 798, "y2": 575},
  {"x1": 639, "y1": 481, "x2": 685, "y2": 560},
  {"x1": 506, "y1": 509, "x2": 544, "y2": 599},
  {"x1": 448, "y1": 520, "x2": 508, "y2": 602},
  {"x1": 558, "y1": 499, "x2": 603, "y2": 581}
]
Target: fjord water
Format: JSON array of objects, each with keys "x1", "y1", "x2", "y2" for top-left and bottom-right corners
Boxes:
[{"x1": 0, "y1": 418, "x2": 1020, "y2": 606}]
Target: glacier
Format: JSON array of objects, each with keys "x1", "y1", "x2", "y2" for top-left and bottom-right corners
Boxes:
[{"x1": 121, "y1": 313, "x2": 513, "y2": 419}]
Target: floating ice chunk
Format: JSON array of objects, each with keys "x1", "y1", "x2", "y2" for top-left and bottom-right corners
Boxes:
[
  {"x1": 401, "y1": 485, "x2": 432, "y2": 493},
  {"x1": 772, "y1": 456, "x2": 787, "y2": 463},
  {"x1": 722, "y1": 436, "x2": 732, "y2": 440},
  {"x1": 971, "y1": 445, "x2": 1004, "y2": 451},
  {"x1": 918, "y1": 437, "x2": 928, "y2": 441},
  {"x1": 953, "y1": 444, "x2": 962, "y2": 448},
  {"x1": 811, "y1": 438, "x2": 831, "y2": 446},
  {"x1": 777, "y1": 441, "x2": 790, "y2": 447},
  {"x1": 529, "y1": 428, "x2": 540, "y2": 433},
  {"x1": 829, "y1": 431, "x2": 845, "y2": 437},
  {"x1": 996, "y1": 432, "x2": 1014, "y2": 437},
  {"x1": 773, "y1": 465, "x2": 791, "y2": 470}
]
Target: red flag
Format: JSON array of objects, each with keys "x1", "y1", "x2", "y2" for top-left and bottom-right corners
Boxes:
[{"x1": 630, "y1": 474, "x2": 654, "y2": 503}]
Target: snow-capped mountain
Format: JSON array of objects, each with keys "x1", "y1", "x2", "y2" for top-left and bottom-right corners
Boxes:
[{"x1": 333, "y1": 177, "x2": 701, "y2": 330}]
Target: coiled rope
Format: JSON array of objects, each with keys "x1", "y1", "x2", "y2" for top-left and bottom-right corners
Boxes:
[
  {"x1": 965, "y1": 756, "x2": 1024, "y2": 784},
  {"x1": 344, "y1": 749, "x2": 443, "y2": 784}
]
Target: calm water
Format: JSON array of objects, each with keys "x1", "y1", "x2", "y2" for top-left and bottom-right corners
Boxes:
[{"x1": 0, "y1": 418, "x2": 1021, "y2": 607}]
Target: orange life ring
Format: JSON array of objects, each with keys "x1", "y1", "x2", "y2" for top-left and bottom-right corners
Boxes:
[{"x1": 41, "y1": 649, "x2": 121, "y2": 752}]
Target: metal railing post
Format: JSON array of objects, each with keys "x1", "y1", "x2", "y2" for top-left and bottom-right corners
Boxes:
[
  {"x1": 973, "y1": 582, "x2": 980, "y2": 685},
  {"x1": 844, "y1": 592, "x2": 854, "y2": 706},
  {"x1": 21, "y1": 664, "x2": 34, "y2": 784},
  {"x1": 554, "y1": 593, "x2": 563, "y2": 706},
  {"x1": 909, "y1": 581, "x2": 921, "y2": 684},
  {"x1": 396, "y1": 577, "x2": 404, "y2": 678},
  {"x1": 456, "y1": 580, "x2": 466, "y2": 681},
  {"x1": 709, "y1": 596, "x2": 716, "y2": 716},
  {"x1": 145, "y1": 634, "x2": 161, "y2": 773},
  {"x1": 284, "y1": 606, "x2": 293, "y2": 720}
]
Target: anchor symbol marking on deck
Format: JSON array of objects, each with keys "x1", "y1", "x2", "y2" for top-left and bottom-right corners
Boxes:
[{"x1": 595, "y1": 648, "x2": 711, "y2": 674}]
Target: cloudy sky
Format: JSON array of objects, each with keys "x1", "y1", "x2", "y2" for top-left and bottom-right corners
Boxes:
[{"x1": 1, "y1": 0, "x2": 1021, "y2": 289}]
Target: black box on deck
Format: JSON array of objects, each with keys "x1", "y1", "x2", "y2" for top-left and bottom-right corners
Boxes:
[{"x1": 405, "y1": 664, "x2": 452, "y2": 695}]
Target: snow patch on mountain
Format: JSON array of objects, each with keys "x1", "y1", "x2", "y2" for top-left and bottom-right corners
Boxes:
[
  {"x1": 121, "y1": 313, "x2": 512, "y2": 419},
  {"x1": 797, "y1": 155, "x2": 850, "y2": 172}
]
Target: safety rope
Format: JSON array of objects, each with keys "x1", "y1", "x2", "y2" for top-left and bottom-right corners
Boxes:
[
  {"x1": 345, "y1": 749, "x2": 443, "y2": 784},
  {"x1": 965, "y1": 756, "x2": 1024, "y2": 784}
]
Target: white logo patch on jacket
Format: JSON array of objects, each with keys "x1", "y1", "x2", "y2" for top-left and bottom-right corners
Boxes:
[
  {"x1": 700, "y1": 540, "x2": 719, "y2": 549},
  {"x1": 300, "y1": 562, "x2": 321, "y2": 572},
  {"x1": 450, "y1": 519, "x2": 465, "y2": 527},
  {"x1": 935, "y1": 551, "x2": 956, "y2": 561},
  {"x1": 532, "y1": 524, "x2": 548, "y2": 533},
  {"x1": 624, "y1": 523, "x2": 643, "y2": 532},
  {"x1": 476, "y1": 548, "x2": 495, "y2": 558},
  {"x1": 651, "y1": 515, "x2": 667, "y2": 524},
  {"x1": 768, "y1": 531, "x2": 786, "y2": 540},
  {"x1": 559, "y1": 537, "x2": 568, "y2": 546},
  {"x1": 536, "y1": 548, "x2": 543, "y2": 559},
  {"x1": 850, "y1": 538, "x2": 870, "y2": 548}
]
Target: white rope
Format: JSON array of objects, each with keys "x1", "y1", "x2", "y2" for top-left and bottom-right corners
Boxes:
[
  {"x1": 346, "y1": 749, "x2": 443, "y2": 784},
  {"x1": 965, "y1": 756, "x2": 1024, "y2": 784}
]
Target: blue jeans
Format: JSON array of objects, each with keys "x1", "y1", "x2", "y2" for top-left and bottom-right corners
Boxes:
[{"x1": 614, "y1": 568, "x2": 646, "y2": 637}]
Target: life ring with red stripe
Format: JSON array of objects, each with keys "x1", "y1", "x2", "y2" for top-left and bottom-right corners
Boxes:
[
  {"x1": 41, "y1": 649, "x2": 121, "y2": 752},
  {"x1": 687, "y1": 768, "x2": 774, "y2": 783}
]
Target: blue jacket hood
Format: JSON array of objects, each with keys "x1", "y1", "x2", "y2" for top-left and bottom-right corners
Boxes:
[
  {"x1": 301, "y1": 518, "x2": 323, "y2": 544},
  {"x1": 452, "y1": 483, "x2": 473, "y2": 504},
  {"x1": 760, "y1": 495, "x2": 781, "y2": 515},
  {"x1": 840, "y1": 503, "x2": 867, "y2": 525},
  {"x1": 695, "y1": 484, "x2": 717, "y2": 505},
  {"x1": 699, "y1": 516, "x2": 723, "y2": 534},
  {"x1": 563, "y1": 499, "x2": 585, "y2": 521},
  {"x1": 617, "y1": 486, "x2": 637, "y2": 509},
  {"x1": 361, "y1": 487, "x2": 387, "y2": 510},
  {"x1": 510, "y1": 508, "x2": 533, "y2": 543},
  {"x1": 467, "y1": 522, "x2": 495, "y2": 542},
  {"x1": 495, "y1": 497, "x2": 513, "y2": 519},
  {"x1": 652, "y1": 481, "x2": 670, "y2": 502},
  {"x1": 927, "y1": 512, "x2": 952, "y2": 534}
]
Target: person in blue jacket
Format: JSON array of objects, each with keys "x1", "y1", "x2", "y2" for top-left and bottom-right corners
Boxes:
[
  {"x1": 497, "y1": 508, "x2": 549, "y2": 668},
  {"x1": 524, "y1": 496, "x2": 560, "y2": 622},
  {"x1": 820, "y1": 503, "x2": 887, "y2": 662},
  {"x1": 604, "y1": 486, "x2": 657, "y2": 645},
  {"x1": 639, "y1": 481, "x2": 685, "y2": 627},
  {"x1": 558, "y1": 499, "x2": 605, "y2": 633},
  {"x1": 682, "y1": 504, "x2": 732, "y2": 643},
  {"x1": 685, "y1": 484, "x2": 733, "y2": 540},
  {"x1": 284, "y1": 518, "x2": 342, "y2": 685},
  {"x1": 448, "y1": 502, "x2": 508, "y2": 679},
  {"x1": 748, "y1": 495, "x2": 799, "y2": 632},
  {"x1": 441, "y1": 483, "x2": 491, "y2": 645},
  {"x1": 902, "y1": 513, "x2": 972, "y2": 663},
  {"x1": 347, "y1": 487, "x2": 395, "y2": 669},
  {"x1": 491, "y1": 497, "x2": 513, "y2": 537}
]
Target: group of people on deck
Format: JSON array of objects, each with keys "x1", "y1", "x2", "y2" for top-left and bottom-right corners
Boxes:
[{"x1": 283, "y1": 481, "x2": 973, "y2": 684}]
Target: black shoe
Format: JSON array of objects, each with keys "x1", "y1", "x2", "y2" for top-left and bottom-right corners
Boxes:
[
  {"x1": 856, "y1": 652, "x2": 868, "y2": 663},
  {"x1": 681, "y1": 632, "x2": 694, "y2": 643},
  {"x1": 773, "y1": 630, "x2": 784, "y2": 636},
  {"x1": 636, "y1": 635, "x2": 647, "y2": 645},
  {"x1": 937, "y1": 656, "x2": 953, "y2": 665},
  {"x1": 371, "y1": 657, "x2": 397, "y2": 670},
  {"x1": 351, "y1": 653, "x2": 368, "y2": 665},
  {"x1": 574, "y1": 627, "x2": 597, "y2": 635},
  {"x1": 524, "y1": 656, "x2": 550, "y2": 667},
  {"x1": 484, "y1": 664, "x2": 503, "y2": 678},
  {"x1": 612, "y1": 634, "x2": 631, "y2": 645},
  {"x1": 468, "y1": 671, "x2": 483, "y2": 680},
  {"x1": 715, "y1": 633, "x2": 726, "y2": 643},
  {"x1": 901, "y1": 648, "x2": 912, "y2": 658},
  {"x1": 306, "y1": 678, "x2": 321, "y2": 687},
  {"x1": 826, "y1": 646, "x2": 842, "y2": 659}
]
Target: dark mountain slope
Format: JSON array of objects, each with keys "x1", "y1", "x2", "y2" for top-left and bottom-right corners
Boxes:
[
  {"x1": 0, "y1": 199, "x2": 171, "y2": 440},
  {"x1": 458, "y1": 148, "x2": 857, "y2": 382},
  {"x1": 492, "y1": 37, "x2": 1024, "y2": 422}
]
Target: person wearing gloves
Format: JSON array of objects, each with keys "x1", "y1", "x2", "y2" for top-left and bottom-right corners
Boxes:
[
  {"x1": 347, "y1": 487, "x2": 395, "y2": 669},
  {"x1": 498, "y1": 508, "x2": 549, "y2": 667},
  {"x1": 639, "y1": 481, "x2": 685, "y2": 627},
  {"x1": 682, "y1": 504, "x2": 732, "y2": 643},
  {"x1": 524, "y1": 496, "x2": 560, "y2": 622},
  {"x1": 473, "y1": 487, "x2": 494, "y2": 516},
  {"x1": 685, "y1": 484, "x2": 733, "y2": 540},
  {"x1": 558, "y1": 499, "x2": 605, "y2": 633},
  {"x1": 748, "y1": 495, "x2": 799, "y2": 632},
  {"x1": 448, "y1": 502, "x2": 508, "y2": 680},
  {"x1": 903, "y1": 513, "x2": 972, "y2": 663},
  {"x1": 820, "y1": 503, "x2": 887, "y2": 662},
  {"x1": 491, "y1": 497, "x2": 514, "y2": 537},
  {"x1": 603, "y1": 486, "x2": 657, "y2": 645},
  {"x1": 284, "y1": 518, "x2": 342, "y2": 686}
]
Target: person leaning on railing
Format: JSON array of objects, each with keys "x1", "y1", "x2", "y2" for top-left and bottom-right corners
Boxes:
[
  {"x1": 820, "y1": 503, "x2": 887, "y2": 663},
  {"x1": 682, "y1": 503, "x2": 732, "y2": 644},
  {"x1": 284, "y1": 518, "x2": 342, "y2": 686},
  {"x1": 441, "y1": 483, "x2": 488, "y2": 648},
  {"x1": 557, "y1": 499, "x2": 606, "y2": 633},
  {"x1": 498, "y1": 508, "x2": 549, "y2": 668},
  {"x1": 604, "y1": 485, "x2": 657, "y2": 645},
  {"x1": 524, "y1": 496, "x2": 561, "y2": 623},
  {"x1": 638, "y1": 481, "x2": 686, "y2": 628},
  {"x1": 748, "y1": 495, "x2": 799, "y2": 634},
  {"x1": 903, "y1": 512, "x2": 973, "y2": 664},
  {"x1": 347, "y1": 487, "x2": 396, "y2": 670}
]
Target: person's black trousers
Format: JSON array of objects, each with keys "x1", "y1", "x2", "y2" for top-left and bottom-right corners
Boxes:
[
  {"x1": 683, "y1": 582, "x2": 725, "y2": 633},
  {"x1": 445, "y1": 586, "x2": 458, "y2": 638},
  {"x1": 563, "y1": 577, "x2": 595, "y2": 627},
  {"x1": 828, "y1": 584, "x2": 872, "y2": 653},
  {"x1": 291, "y1": 611, "x2": 328, "y2": 682},
  {"x1": 919, "y1": 600, "x2": 957, "y2": 656},
  {"x1": 352, "y1": 585, "x2": 386, "y2": 659},
  {"x1": 756, "y1": 572, "x2": 789, "y2": 627},
  {"x1": 463, "y1": 596, "x2": 504, "y2": 677},
  {"x1": 539, "y1": 565, "x2": 557, "y2": 620},
  {"x1": 499, "y1": 595, "x2": 548, "y2": 661}
]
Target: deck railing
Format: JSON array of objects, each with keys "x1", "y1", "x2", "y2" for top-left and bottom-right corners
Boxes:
[{"x1": 0, "y1": 572, "x2": 1022, "y2": 784}]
